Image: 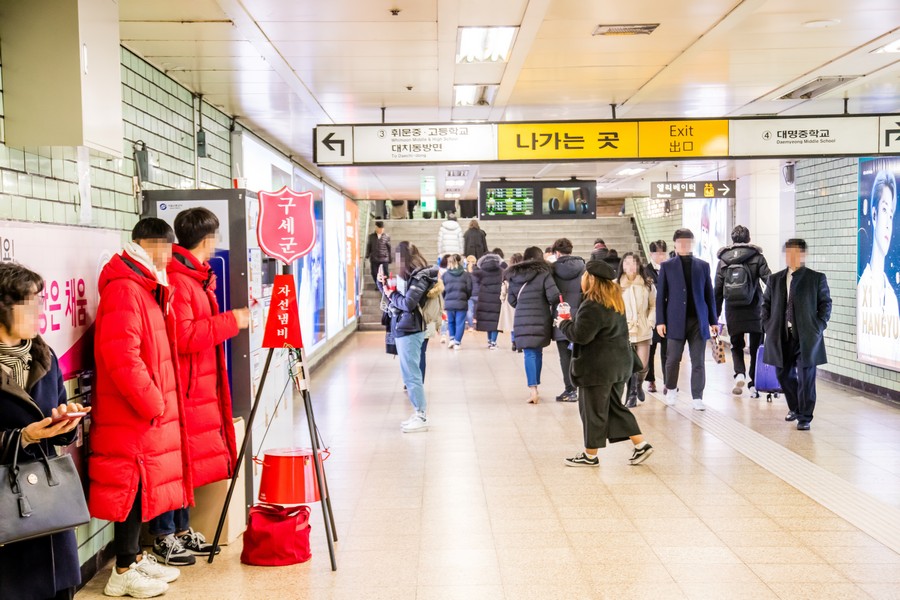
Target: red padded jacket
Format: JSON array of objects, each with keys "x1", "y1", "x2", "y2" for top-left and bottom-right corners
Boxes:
[
  {"x1": 168, "y1": 245, "x2": 239, "y2": 488},
  {"x1": 88, "y1": 253, "x2": 192, "y2": 522}
]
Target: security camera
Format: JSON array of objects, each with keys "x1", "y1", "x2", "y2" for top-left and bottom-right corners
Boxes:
[{"x1": 390, "y1": 8, "x2": 401, "y2": 15}]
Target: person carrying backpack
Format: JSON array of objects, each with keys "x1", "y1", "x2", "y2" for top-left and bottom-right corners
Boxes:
[{"x1": 715, "y1": 225, "x2": 772, "y2": 397}]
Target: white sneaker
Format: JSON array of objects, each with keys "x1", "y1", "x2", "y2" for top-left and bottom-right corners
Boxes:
[
  {"x1": 749, "y1": 385, "x2": 759, "y2": 398},
  {"x1": 452, "y1": 343, "x2": 461, "y2": 351},
  {"x1": 447, "y1": 341, "x2": 457, "y2": 349},
  {"x1": 133, "y1": 553, "x2": 180, "y2": 583},
  {"x1": 401, "y1": 415, "x2": 429, "y2": 433},
  {"x1": 732, "y1": 374, "x2": 746, "y2": 395},
  {"x1": 104, "y1": 563, "x2": 169, "y2": 598},
  {"x1": 663, "y1": 388, "x2": 678, "y2": 407},
  {"x1": 692, "y1": 399, "x2": 706, "y2": 411},
  {"x1": 401, "y1": 412, "x2": 420, "y2": 427}
]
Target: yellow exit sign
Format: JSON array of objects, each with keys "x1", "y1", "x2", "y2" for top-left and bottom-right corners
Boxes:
[{"x1": 638, "y1": 120, "x2": 729, "y2": 158}]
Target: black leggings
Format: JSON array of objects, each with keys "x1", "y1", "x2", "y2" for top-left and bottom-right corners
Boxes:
[{"x1": 115, "y1": 486, "x2": 144, "y2": 569}]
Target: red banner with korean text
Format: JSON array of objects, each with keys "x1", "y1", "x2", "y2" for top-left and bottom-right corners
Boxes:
[
  {"x1": 257, "y1": 186, "x2": 317, "y2": 265},
  {"x1": 262, "y1": 274, "x2": 304, "y2": 349}
]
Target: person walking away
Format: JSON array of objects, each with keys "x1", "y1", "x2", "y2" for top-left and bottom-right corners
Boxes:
[
  {"x1": 550, "y1": 238, "x2": 586, "y2": 402},
  {"x1": 150, "y1": 208, "x2": 251, "y2": 561},
  {"x1": 619, "y1": 252, "x2": 656, "y2": 408},
  {"x1": 656, "y1": 229, "x2": 719, "y2": 411},
  {"x1": 378, "y1": 242, "x2": 438, "y2": 432},
  {"x1": 90, "y1": 218, "x2": 189, "y2": 597},
  {"x1": 465, "y1": 255, "x2": 478, "y2": 330},
  {"x1": 0, "y1": 263, "x2": 90, "y2": 600},
  {"x1": 590, "y1": 239, "x2": 609, "y2": 262},
  {"x1": 474, "y1": 251, "x2": 504, "y2": 349},
  {"x1": 499, "y1": 253, "x2": 522, "y2": 351},
  {"x1": 507, "y1": 247, "x2": 561, "y2": 404},
  {"x1": 442, "y1": 254, "x2": 472, "y2": 349},
  {"x1": 714, "y1": 225, "x2": 772, "y2": 397},
  {"x1": 603, "y1": 249, "x2": 621, "y2": 273},
  {"x1": 437, "y1": 213, "x2": 464, "y2": 257},
  {"x1": 464, "y1": 219, "x2": 489, "y2": 259},
  {"x1": 644, "y1": 241, "x2": 668, "y2": 393},
  {"x1": 761, "y1": 239, "x2": 831, "y2": 430},
  {"x1": 365, "y1": 221, "x2": 392, "y2": 285},
  {"x1": 556, "y1": 260, "x2": 654, "y2": 467}
]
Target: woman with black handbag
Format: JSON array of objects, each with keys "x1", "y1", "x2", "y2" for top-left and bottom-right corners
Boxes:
[
  {"x1": 0, "y1": 263, "x2": 90, "y2": 600},
  {"x1": 555, "y1": 260, "x2": 654, "y2": 468}
]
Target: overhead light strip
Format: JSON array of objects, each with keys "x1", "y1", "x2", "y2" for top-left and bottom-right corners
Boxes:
[{"x1": 456, "y1": 27, "x2": 519, "y2": 63}]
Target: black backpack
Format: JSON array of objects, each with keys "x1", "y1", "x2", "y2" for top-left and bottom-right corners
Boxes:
[{"x1": 723, "y1": 262, "x2": 756, "y2": 306}]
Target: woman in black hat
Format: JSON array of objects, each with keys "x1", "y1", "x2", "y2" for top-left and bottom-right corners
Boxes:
[{"x1": 556, "y1": 260, "x2": 654, "y2": 467}]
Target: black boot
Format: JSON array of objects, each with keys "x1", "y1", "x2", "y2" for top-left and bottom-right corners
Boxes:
[
  {"x1": 636, "y1": 376, "x2": 646, "y2": 402},
  {"x1": 625, "y1": 376, "x2": 638, "y2": 408}
]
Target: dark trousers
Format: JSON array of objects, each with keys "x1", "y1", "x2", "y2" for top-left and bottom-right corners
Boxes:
[
  {"x1": 556, "y1": 340, "x2": 574, "y2": 391},
  {"x1": 407, "y1": 202, "x2": 416, "y2": 219},
  {"x1": 148, "y1": 507, "x2": 189, "y2": 538},
  {"x1": 647, "y1": 333, "x2": 667, "y2": 383},
  {"x1": 115, "y1": 487, "x2": 144, "y2": 569},
  {"x1": 776, "y1": 332, "x2": 818, "y2": 425},
  {"x1": 578, "y1": 381, "x2": 642, "y2": 449},
  {"x1": 731, "y1": 332, "x2": 763, "y2": 386},
  {"x1": 370, "y1": 260, "x2": 390, "y2": 285},
  {"x1": 665, "y1": 318, "x2": 706, "y2": 399}
]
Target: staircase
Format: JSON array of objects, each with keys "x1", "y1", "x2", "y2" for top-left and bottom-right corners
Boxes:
[{"x1": 358, "y1": 216, "x2": 644, "y2": 330}]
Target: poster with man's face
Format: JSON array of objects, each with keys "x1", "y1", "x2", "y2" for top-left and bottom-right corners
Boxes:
[
  {"x1": 857, "y1": 157, "x2": 900, "y2": 370},
  {"x1": 682, "y1": 197, "x2": 729, "y2": 284}
]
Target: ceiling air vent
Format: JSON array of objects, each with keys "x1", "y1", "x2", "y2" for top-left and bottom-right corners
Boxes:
[
  {"x1": 593, "y1": 23, "x2": 659, "y2": 36},
  {"x1": 778, "y1": 76, "x2": 859, "y2": 100}
]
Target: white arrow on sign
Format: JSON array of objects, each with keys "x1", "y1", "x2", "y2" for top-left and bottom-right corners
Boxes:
[
  {"x1": 718, "y1": 183, "x2": 731, "y2": 195},
  {"x1": 315, "y1": 126, "x2": 354, "y2": 165}
]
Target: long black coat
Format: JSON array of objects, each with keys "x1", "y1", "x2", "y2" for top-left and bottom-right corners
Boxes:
[
  {"x1": 551, "y1": 255, "x2": 586, "y2": 341},
  {"x1": 0, "y1": 338, "x2": 81, "y2": 600},
  {"x1": 762, "y1": 266, "x2": 832, "y2": 367},
  {"x1": 442, "y1": 268, "x2": 472, "y2": 311},
  {"x1": 507, "y1": 260, "x2": 560, "y2": 349},
  {"x1": 559, "y1": 300, "x2": 635, "y2": 387},
  {"x1": 474, "y1": 254, "x2": 504, "y2": 332},
  {"x1": 714, "y1": 244, "x2": 772, "y2": 334},
  {"x1": 464, "y1": 228, "x2": 488, "y2": 259}
]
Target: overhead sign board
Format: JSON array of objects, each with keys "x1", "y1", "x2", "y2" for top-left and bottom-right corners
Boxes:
[
  {"x1": 879, "y1": 116, "x2": 900, "y2": 154},
  {"x1": 353, "y1": 124, "x2": 496, "y2": 164},
  {"x1": 314, "y1": 125, "x2": 353, "y2": 165},
  {"x1": 497, "y1": 122, "x2": 639, "y2": 160},
  {"x1": 650, "y1": 180, "x2": 735, "y2": 200},
  {"x1": 731, "y1": 117, "x2": 880, "y2": 156},
  {"x1": 639, "y1": 120, "x2": 729, "y2": 158}
]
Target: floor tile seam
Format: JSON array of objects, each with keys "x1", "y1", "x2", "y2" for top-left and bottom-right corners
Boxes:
[{"x1": 665, "y1": 400, "x2": 900, "y2": 556}]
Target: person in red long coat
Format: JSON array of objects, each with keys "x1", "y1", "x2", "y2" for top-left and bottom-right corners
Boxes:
[
  {"x1": 148, "y1": 208, "x2": 249, "y2": 561},
  {"x1": 90, "y1": 218, "x2": 190, "y2": 598}
]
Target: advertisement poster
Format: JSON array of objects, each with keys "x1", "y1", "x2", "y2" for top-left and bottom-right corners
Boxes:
[
  {"x1": 857, "y1": 157, "x2": 900, "y2": 370},
  {"x1": 324, "y1": 186, "x2": 346, "y2": 338},
  {"x1": 293, "y1": 172, "x2": 326, "y2": 349},
  {"x1": 0, "y1": 222, "x2": 121, "y2": 378},
  {"x1": 345, "y1": 199, "x2": 360, "y2": 324},
  {"x1": 682, "y1": 197, "x2": 729, "y2": 282}
]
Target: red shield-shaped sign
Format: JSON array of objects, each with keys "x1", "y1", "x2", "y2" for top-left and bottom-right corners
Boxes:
[{"x1": 257, "y1": 186, "x2": 316, "y2": 264}]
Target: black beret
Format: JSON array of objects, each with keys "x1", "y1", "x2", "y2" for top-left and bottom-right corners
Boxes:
[{"x1": 585, "y1": 260, "x2": 616, "y2": 280}]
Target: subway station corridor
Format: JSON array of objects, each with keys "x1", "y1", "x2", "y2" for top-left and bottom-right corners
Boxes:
[{"x1": 76, "y1": 331, "x2": 900, "y2": 600}]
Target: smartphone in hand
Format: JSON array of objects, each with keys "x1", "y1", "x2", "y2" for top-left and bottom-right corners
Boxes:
[{"x1": 51, "y1": 411, "x2": 88, "y2": 423}]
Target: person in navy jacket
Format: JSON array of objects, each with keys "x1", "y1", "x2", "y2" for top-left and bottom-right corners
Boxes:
[{"x1": 655, "y1": 229, "x2": 719, "y2": 410}]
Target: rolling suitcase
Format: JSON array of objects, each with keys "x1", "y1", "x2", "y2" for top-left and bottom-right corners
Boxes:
[{"x1": 753, "y1": 345, "x2": 781, "y2": 402}]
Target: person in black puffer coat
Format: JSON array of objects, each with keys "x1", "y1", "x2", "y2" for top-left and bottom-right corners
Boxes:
[
  {"x1": 474, "y1": 252, "x2": 504, "y2": 348},
  {"x1": 507, "y1": 246, "x2": 561, "y2": 404},
  {"x1": 464, "y1": 220, "x2": 489, "y2": 259},
  {"x1": 442, "y1": 254, "x2": 472, "y2": 348},
  {"x1": 714, "y1": 225, "x2": 772, "y2": 397},
  {"x1": 550, "y1": 238, "x2": 586, "y2": 403},
  {"x1": 378, "y1": 242, "x2": 438, "y2": 433}
]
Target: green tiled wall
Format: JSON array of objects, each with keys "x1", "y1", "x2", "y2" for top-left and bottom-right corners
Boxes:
[
  {"x1": 625, "y1": 196, "x2": 684, "y2": 256},
  {"x1": 0, "y1": 47, "x2": 232, "y2": 232},
  {"x1": 795, "y1": 157, "x2": 900, "y2": 393}
]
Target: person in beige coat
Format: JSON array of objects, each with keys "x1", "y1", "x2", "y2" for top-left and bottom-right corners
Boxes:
[
  {"x1": 498, "y1": 253, "x2": 523, "y2": 351},
  {"x1": 619, "y1": 252, "x2": 656, "y2": 407}
]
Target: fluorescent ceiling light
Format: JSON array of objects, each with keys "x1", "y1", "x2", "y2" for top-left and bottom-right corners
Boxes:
[
  {"x1": 617, "y1": 168, "x2": 646, "y2": 176},
  {"x1": 873, "y1": 39, "x2": 900, "y2": 53},
  {"x1": 457, "y1": 27, "x2": 518, "y2": 63},
  {"x1": 779, "y1": 76, "x2": 858, "y2": 100},
  {"x1": 453, "y1": 84, "x2": 498, "y2": 107},
  {"x1": 593, "y1": 23, "x2": 659, "y2": 36}
]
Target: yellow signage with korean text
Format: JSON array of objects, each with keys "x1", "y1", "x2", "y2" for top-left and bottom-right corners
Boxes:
[
  {"x1": 498, "y1": 122, "x2": 639, "y2": 161},
  {"x1": 639, "y1": 120, "x2": 729, "y2": 158}
]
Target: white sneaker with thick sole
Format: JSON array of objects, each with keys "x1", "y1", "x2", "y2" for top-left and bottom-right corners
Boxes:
[
  {"x1": 732, "y1": 373, "x2": 746, "y2": 395},
  {"x1": 663, "y1": 388, "x2": 678, "y2": 407},
  {"x1": 401, "y1": 415, "x2": 429, "y2": 433},
  {"x1": 133, "y1": 553, "x2": 180, "y2": 583},
  {"x1": 104, "y1": 563, "x2": 169, "y2": 598},
  {"x1": 692, "y1": 399, "x2": 707, "y2": 411}
]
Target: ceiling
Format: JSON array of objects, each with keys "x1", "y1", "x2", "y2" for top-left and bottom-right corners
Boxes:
[{"x1": 119, "y1": 0, "x2": 900, "y2": 200}]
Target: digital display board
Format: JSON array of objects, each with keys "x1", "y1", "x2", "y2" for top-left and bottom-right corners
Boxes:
[{"x1": 479, "y1": 180, "x2": 596, "y2": 220}]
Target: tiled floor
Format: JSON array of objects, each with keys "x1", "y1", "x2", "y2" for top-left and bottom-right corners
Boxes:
[{"x1": 77, "y1": 331, "x2": 900, "y2": 599}]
